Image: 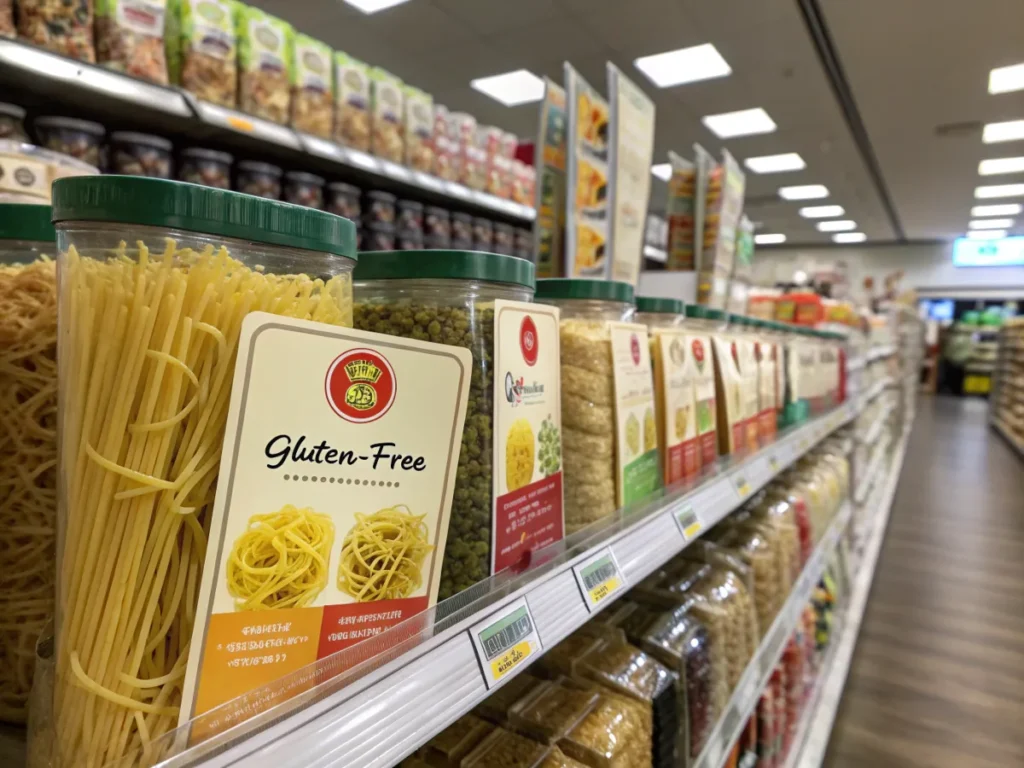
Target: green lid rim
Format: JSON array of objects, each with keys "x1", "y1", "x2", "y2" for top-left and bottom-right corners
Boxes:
[
  {"x1": 636, "y1": 296, "x2": 685, "y2": 315},
  {"x1": 0, "y1": 203, "x2": 55, "y2": 243},
  {"x1": 354, "y1": 250, "x2": 535, "y2": 289},
  {"x1": 534, "y1": 278, "x2": 634, "y2": 304},
  {"x1": 51, "y1": 176, "x2": 356, "y2": 259},
  {"x1": 702, "y1": 307, "x2": 727, "y2": 321}
]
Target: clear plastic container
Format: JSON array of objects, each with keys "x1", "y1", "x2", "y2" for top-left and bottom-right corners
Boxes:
[
  {"x1": 510, "y1": 680, "x2": 599, "y2": 744},
  {"x1": 48, "y1": 176, "x2": 356, "y2": 767},
  {"x1": 0, "y1": 205, "x2": 57, "y2": 725},
  {"x1": 352, "y1": 250, "x2": 535, "y2": 600},
  {"x1": 283, "y1": 170, "x2": 325, "y2": 209},
  {"x1": 235, "y1": 160, "x2": 282, "y2": 200},
  {"x1": 534, "y1": 279, "x2": 635, "y2": 532},
  {"x1": 108, "y1": 131, "x2": 173, "y2": 177},
  {"x1": 635, "y1": 297, "x2": 685, "y2": 330},
  {"x1": 718, "y1": 522, "x2": 783, "y2": 636},
  {"x1": 327, "y1": 181, "x2": 361, "y2": 221},
  {"x1": 0, "y1": 103, "x2": 27, "y2": 142},
  {"x1": 32, "y1": 117, "x2": 104, "y2": 168},
  {"x1": 421, "y1": 713, "x2": 495, "y2": 766},
  {"x1": 539, "y1": 746, "x2": 590, "y2": 768},
  {"x1": 559, "y1": 688, "x2": 652, "y2": 768},
  {"x1": 462, "y1": 727, "x2": 550, "y2": 768},
  {"x1": 476, "y1": 672, "x2": 544, "y2": 726},
  {"x1": 535, "y1": 633, "x2": 604, "y2": 680},
  {"x1": 178, "y1": 147, "x2": 233, "y2": 189}
]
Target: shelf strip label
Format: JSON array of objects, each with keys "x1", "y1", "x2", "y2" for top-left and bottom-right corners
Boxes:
[
  {"x1": 469, "y1": 597, "x2": 542, "y2": 689},
  {"x1": 572, "y1": 548, "x2": 626, "y2": 612}
]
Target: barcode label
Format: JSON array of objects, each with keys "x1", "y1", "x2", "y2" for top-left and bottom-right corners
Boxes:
[
  {"x1": 573, "y1": 548, "x2": 625, "y2": 612},
  {"x1": 674, "y1": 506, "x2": 702, "y2": 541},
  {"x1": 469, "y1": 597, "x2": 541, "y2": 688}
]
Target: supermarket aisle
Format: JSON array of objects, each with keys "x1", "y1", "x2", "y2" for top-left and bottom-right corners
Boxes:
[{"x1": 824, "y1": 396, "x2": 1024, "y2": 767}]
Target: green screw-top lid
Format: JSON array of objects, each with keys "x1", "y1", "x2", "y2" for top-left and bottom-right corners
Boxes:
[
  {"x1": 51, "y1": 176, "x2": 356, "y2": 259},
  {"x1": 0, "y1": 204, "x2": 55, "y2": 242},
  {"x1": 636, "y1": 296, "x2": 685, "y2": 315},
  {"x1": 355, "y1": 250, "x2": 534, "y2": 289},
  {"x1": 703, "y1": 307, "x2": 727, "y2": 321},
  {"x1": 535, "y1": 278, "x2": 633, "y2": 304}
]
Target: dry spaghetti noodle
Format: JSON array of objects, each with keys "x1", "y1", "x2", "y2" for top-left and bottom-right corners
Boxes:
[
  {"x1": 338, "y1": 506, "x2": 433, "y2": 602},
  {"x1": 226, "y1": 506, "x2": 334, "y2": 611}
]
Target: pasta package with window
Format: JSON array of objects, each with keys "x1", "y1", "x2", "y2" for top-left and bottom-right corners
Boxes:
[
  {"x1": 95, "y1": 0, "x2": 169, "y2": 84},
  {"x1": 334, "y1": 51, "x2": 371, "y2": 152},
  {"x1": 290, "y1": 33, "x2": 333, "y2": 138},
  {"x1": 17, "y1": 0, "x2": 95, "y2": 61},
  {"x1": 0, "y1": 206, "x2": 58, "y2": 725},
  {"x1": 370, "y1": 67, "x2": 404, "y2": 163},
  {"x1": 46, "y1": 176, "x2": 357, "y2": 766},
  {"x1": 166, "y1": 0, "x2": 238, "y2": 108},
  {"x1": 236, "y1": 5, "x2": 292, "y2": 124},
  {"x1": 404, "y1": 85, "x2": 434, "y2": 172}
]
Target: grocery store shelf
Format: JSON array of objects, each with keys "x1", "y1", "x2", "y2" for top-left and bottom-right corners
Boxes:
[
  {"x1": 846, "y1": 357, "x2": 866, "y2": 372},
  {"x1": 784, "y1": 431, "x2": 909, "y2": 768},
  {"x1": 693, "y1": 500, "x2": 854, "y2": 768},
  {"x1": 867, "y1": 345, "x2": 897, "y2": 361},
  {"x1": 991, "y1": 418, "x2": 1024, "y2": 461},
  {"x1": 854, "y1": 433, "x2": 892, "y2": 506},
  {"x1": 163, "y1": 401, "x2": 859, "y2": 768},
  {"x1": 860, "y1": 378, "x2": 891, "y2": 406},
  {"x1": 860, "y1": 404, "x2": 893, "y2": 446}
]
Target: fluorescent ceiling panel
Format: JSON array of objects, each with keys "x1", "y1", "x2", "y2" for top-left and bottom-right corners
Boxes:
[
  {"x1": 744, "y1": 152, "x2": 805, "y2": 174},
  {"x1": 651, "y1": 163, "x2": 671, "y2": 182},
  {"x1": 968, "y1": 218, "x2": 1014, "y2": 229},
  {"x1": 989, "y1": 63, "x2": 1024, "y2": 95},
  {"x1": 634, "y1": 43, "x2": 731, "y2": 88},
  {"x1": 470, "y1": 69, "x2": 545, "y2": 107},
  {"x1": 754, "y1": 233, "x2": 786, "y2": 245},
  {"x1": 832, "y1": 232, "x2": 866, "y2": 243},
  {"x1": 979, "y1": 156, "x2": 1024, "y2": 175},
  {"x1": 799, "y1": 205, "x2": 844, "y2": 218},
  {"x1": 975, "y1": 183, "x2": 1024, "y2": 199},
  {"x1": 343, "y1": 0, "x2": 410, "y2": 13},
  {"x1": 983, "y1": 120, "x2": 1024, "y2": 144},
  {"x1": 816, "y1": 220, "x2": 856, "y2": 232},
  {"x1": 971, "y1": 203, "x2": 1023, "y2": 216},
  {"x1": 702, "y1": 107, "x2": 776, "y2": 139},
  {"x1": 968, "y1": 230, "x2": 1007, "y2": 240},
  {"x1": 780, "y1": 184, "x2": 829, "y2": 200}
]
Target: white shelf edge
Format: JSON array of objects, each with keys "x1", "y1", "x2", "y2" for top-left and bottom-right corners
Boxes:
[
  {"x1": 991, "y1": 418, "x2": 1024, "y2": 460},
  {"x1": 171, "y1": 402, "x2": 859, "y2": 768}
]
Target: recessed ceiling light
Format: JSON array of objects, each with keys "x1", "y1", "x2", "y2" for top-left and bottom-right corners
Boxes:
[
  {"x1": 971, "y1": 203, "x2": 1023, "y2": 216},
  {"x1": 470, "y1": 69, "x2": 545, "y2": 106},
  {"x1": 969, "y1": 218, "x2": 1014, "y2": 229},
  {"x1": 817, "y1": 220, "x2": 856, "y2": 232},
  {"x1": 780, "y1": 185, "x2": 829, "y2": 200},
  {"x1": 989, "y1": 63, "x2": 1024, "y2": 94},
  {"x1": 979, "y1": 156, "x2": 1024, "y2": 175},
  {"x1": 342, "y1": 0, "x2": 410, "y2": 13},
  {"x1": 634, "y1": 43, "x2": 731, "y2": 88},
  {"x1": 754, "y1": 233, "x2": 786, "y2": 245},
  {"x1": 744, "y1": 153, "x2": 806, "y2": 174},
  {"x1": 799, "y1": 205, "x2": 845, "y2": 218},
  {"x1": 968, "y1": 229, "x2": 1007, "y2": 240},
  {"x1": 651, "y1": 163, "x2": 671, "y2": 182},
  {"x1": 983, "y1": 120, "x2": 1024, "y2": 144},
  {"x1": 702, "y1": 108, "x2": 776, "y2": 139},
  {"x1": 975, "y1": 183, "x2": 1024, "y2": 199},
  {"x1": 832, "y1": 232, "x2": 866, "y2": 243}
]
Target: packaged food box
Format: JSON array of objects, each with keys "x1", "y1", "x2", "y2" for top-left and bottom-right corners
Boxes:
[
  {"x1": 95, "y1": 0, "x2": 168, "y2": 83},
  {"x1": 17, "y1": 0, "x2": 95, "y2": 61},
  {"x1": 509, "y1": 680, "x2": 599, "y2": 744},
  {"x1": 334, "y1": 51, "x2": 371, "y2": 152},
  {"x1": 236, "y1": 5, "x2": 292, "y2": 124},
  {"x1": 370, "y1": 67, "x2": 404, "y2": 163},
  {"x1": 404, "y1": 85, "x2": 433, "y2": 172},
  {"x1": 290, "y1": 33, "x2": 333, "y2": 138},
  {"x1": 166, "y1": 0, "x2": 238, "y2": 108}
]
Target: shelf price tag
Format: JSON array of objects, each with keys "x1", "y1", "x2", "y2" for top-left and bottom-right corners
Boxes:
[
  {"x1": 767, "y1": 454, "x2": 781, "y2": 473},
  {"x1": 733, "y1": 473, "x2": 751, "y2": 499},
  {"x1": 673, "y1": 505, "x2": 703, "y2": 541},
  {"x1": 226, "y1": 115, "x2": 255, "y2": 133},
  {"x1": 573, "y1": 548, "x2": 626, "y2": 612},
  {"x1": 469, "y1": 597, "x2": 542, "y2": 689}
]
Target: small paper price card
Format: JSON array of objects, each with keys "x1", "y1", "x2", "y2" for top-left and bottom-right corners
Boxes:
[
  {"x1": 573, "y1": 548, "x2": 625, "y2": 611},
  {"x1": 733, "y1": 473, "x2": 751, "y2": 498},
  {"x1": 674, "y1": 505, "x2": 702, "y2": 541},
  {"x1": 470, "y1": 597, "x2": 542, "y2": 688}
]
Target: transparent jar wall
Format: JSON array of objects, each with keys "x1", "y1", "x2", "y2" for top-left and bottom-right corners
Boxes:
[
  {"x1": 635, "y1": 311, "x2": 684, "y2": 330},
  {"x1": 534, "y1": 297, "x2": 633, "y2": 533},
  {"x1": 51, "y1": 222, "x2": 354, "y2": 768},
  {"x1": 352, "y1": 277, "x2": 532, "y2": 600},
  {"x1": 0, "y1": 239, "x2": 57, "y2": 725}
]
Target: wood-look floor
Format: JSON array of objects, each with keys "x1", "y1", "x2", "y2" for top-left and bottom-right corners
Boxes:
[{"x1": 823, "y1": 396, "x2": 1024, "y2": 768}]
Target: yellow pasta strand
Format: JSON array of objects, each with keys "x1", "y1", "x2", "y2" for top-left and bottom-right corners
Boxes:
[
  {"x1": 55, "y1": 238, "x2": 353, "y2": 767},
  {"x1": 337, "y1": 506, "x2": 433, "y2": 602}
]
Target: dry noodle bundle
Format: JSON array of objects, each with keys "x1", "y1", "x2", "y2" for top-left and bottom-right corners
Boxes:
[
  {"x1": 226, "y1": 506, "x2": 334, "y2": 611},
  {"x1": 338, "y1": 506, "x2": 433, "y2": 602},
  {"x1": 0, "y1": 259, "x2": 57, "y2": 724},
  {"x1": 55, "y1": 238, "x2": 352, "y2": 767}
]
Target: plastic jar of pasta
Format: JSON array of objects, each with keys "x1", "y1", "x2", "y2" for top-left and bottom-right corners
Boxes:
[
  {"x1": 48, "y1": 176, "x2": 356, "y2": 768},
  {"x1": 635, "y1": 296, "x2": 685, "y2": 330},
  {"x1": 0, "y1": 204, "x2": 58, "y2": 725},
  {"x1": 534, "y1": 278, "x2": 634, "y2": 533},
  {"x1": 351, "y1": 250, "x2": 535, "y2": 600}
]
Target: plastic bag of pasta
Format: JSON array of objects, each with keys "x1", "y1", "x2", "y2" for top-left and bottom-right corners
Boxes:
[
  {"x1": 236, "y1": 4, "x2": 292, "y2": 124},
  {"x1": 166, "y1": 0, "x2": 237, "y2": 108},
  {"x1": 16, "y1": 0, "x2": 95, "y2": 61},
  {"x1": 95, "y1": 0, "x2": 168, "y2": 83},
  {"x1": 334, "y1": 50, "x2": 371, "y2": 152},
  {"x1": 0, "y1": 0, "x2": 13, "y2": 37},
  {"x1": 370, "y1": 67, "x2": 404, "y2": 163},
  {"x1": 290, "y1": 32, "x2": 333, "y2": 138}
]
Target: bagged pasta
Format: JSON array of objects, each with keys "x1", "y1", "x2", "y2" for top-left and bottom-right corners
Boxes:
[
  {"x1": 95, "y1": 0, "x2": 168, "y2": 83},
  {"x1": 290, "y1": 32, "x2": 333, "y2": 138},
  {"x1": 370, "y1": 67, "x2": 404, "y2": 163},
  {"x1": 404, "y1": 85, "x2": 433, "y2": 172},
  {"x1": 236, "y1": 4, "x2": 292, "y2": 124},
  {"x1": 166, "y1": 0, "x2": 237, "y2": 108},
  {"x1": 17, "y1": 0, "x2": 95, "y2": 61},
  {"x1": 1, "y1": 0, "x2": 13, "y2": 37},
  {"x1": 334, "y1": 51, "x2": 371, "y2": 151}
]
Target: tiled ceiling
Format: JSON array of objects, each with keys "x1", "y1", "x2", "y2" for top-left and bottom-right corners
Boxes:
[{"x1": 254, "y1": 0, "x2": 1024, "y2": 245}]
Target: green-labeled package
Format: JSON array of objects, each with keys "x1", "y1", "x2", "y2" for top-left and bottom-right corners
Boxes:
[
  {"x1": 96, "y1": 0, "x2": 168, "y2": 84},
  {"x1": 166, "y1": 0, "x2": 237, "y2": 108},
  {"x1": 404, "y1": 84, "x2": 433, "y2": 172},
  {"x1": 334, "y1": 51, "x2": 371, "y2": 152},
  {"x1": 370, "y1": 67, "x2": 404, "y2": 163},
  {"x1": 290, "y1": 33, "x2": 333, "y2": 138},
  {"x1": 236, "y1": 4, "x2": 292, "y2": 124}
]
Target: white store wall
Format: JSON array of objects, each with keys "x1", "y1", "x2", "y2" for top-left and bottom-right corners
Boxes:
[{"x1": 753, "y1": 242, "x2": 1024, "y2": 298}]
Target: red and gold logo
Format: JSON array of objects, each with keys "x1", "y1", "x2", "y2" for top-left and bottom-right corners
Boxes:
[
  {"x1": 520, "y1": 315, "x2": 539, "y2": 366},
  {"x1": 692, "y1": 338, "x2": 706, "y2": 372},
  {"x1": 630, "y1": 333, "x2": 641, "y2": 366},
  {"x1": 325, "y1": 348, "x2": 397, "y2": 423}
]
